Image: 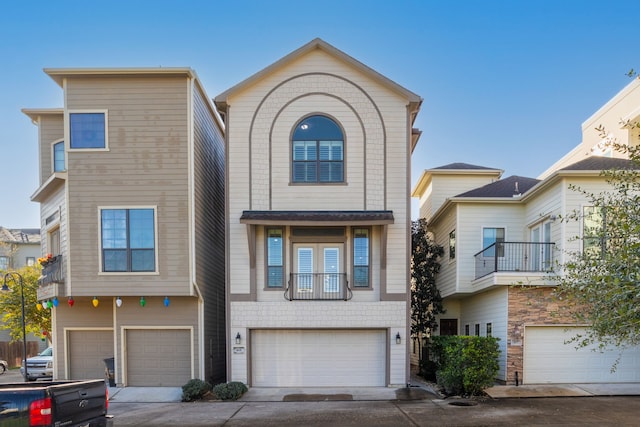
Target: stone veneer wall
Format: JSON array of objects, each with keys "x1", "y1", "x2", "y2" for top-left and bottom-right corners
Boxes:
[{"x1": 506, "y1": 286, "x2": 576, "y2": 384}]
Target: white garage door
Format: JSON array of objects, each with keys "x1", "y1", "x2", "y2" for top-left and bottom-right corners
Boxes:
[
  {"x1": 68, "y1": 330, "x2": 113, "y2": 380},
  {"x1": 524, "y1": 326, "x2": 640, "y2": 384},
  {"x1": 126, "y1": 329, "x2": 192, "y2": 386},
  {"x1": 252, "y1": 329, "x2": 386, "y2": 387}
]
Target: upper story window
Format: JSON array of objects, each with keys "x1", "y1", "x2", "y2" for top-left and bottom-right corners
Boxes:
[
  {"x1": 53, "y1": 141, "x2": 65, "y2": 172},
  {"x1": 266, "y1": 227, "x2": 284, "y2": 288},
  {"x1": 101, "y1": 208, "x2": 156, "y2": 272},
  {"x1": 482, "y1": 227, "x2": 505, "y2": 257},
  {"x1": 583, "y1": 206, "x2": 604, "y2": 253},
  {"x1": 292, "y1": 115, "x2": 344, "y2": 183},
  {"x1": 26, "y1": 257, "x2": 36, "y2": 267},
  {"x1": 449, "y1": 230, "x2": 456, "y2": 260},
  {"x1": 0, "y1": 256, "x2": 9, "y2": 271},
  {"x1": 352, "y1": 227, "x2": 370, "y2": 288},
  {"x1": 70, "y1": 112, "x2": 107, "y2": 149}
]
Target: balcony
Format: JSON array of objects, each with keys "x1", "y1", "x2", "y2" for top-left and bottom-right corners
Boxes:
[
  {"x1": 38, "y1": 255, "x2": 64, "y2": 286},
  {"x1": 474, "y1": 242, "x2": 555, "y2": 279},
  {"x1": 285, "y1": 273, "x2": 353, "y2": 301}
]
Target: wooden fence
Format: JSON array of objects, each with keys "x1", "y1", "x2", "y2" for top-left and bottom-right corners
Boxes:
[{"x1": 0, "y1": 341, "x2": 41, "y2": 367}]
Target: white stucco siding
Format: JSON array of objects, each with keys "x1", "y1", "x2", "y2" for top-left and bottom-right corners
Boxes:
[{"x1": 460, "y1": 287, "x2": 508, "y2": 381}]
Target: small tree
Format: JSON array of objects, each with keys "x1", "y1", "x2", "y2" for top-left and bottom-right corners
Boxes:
[
  {"x1": 411, "y1": 218, "x2": 445, "y2": 363},
  {"x1": 0, "y1": 265, "x2": 51, "y2": 343},
  {"x1": 555, "y1": 114, "x2": 640, "y2": 357}
]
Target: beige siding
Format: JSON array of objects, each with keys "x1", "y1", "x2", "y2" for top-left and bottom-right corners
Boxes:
[
  {"x1": 432, "y1": 206, "x2": 458, "y2": 297},
  {"x1": 228, "y1": 48, "x2": 411, "y2": 297},
  {"x1": 38, "y1": 114, "x2": 64, "y2": 183},
  {"x1": 64, "y1": 76, "x2": 191, "y2": 296}
]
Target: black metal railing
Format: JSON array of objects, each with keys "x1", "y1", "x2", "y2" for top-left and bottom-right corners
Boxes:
[
  {"x1": 285, "y1": 273, "x2": 352, "y2": 301},
  {"x1": 38, "y1": 255, "x2": 64, "y2": 285},
  {"x1": 474, "y1": 242, "x2": 555, "y2": 279}
]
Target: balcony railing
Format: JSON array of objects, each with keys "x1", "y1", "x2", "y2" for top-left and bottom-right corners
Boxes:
[
  {"x1": 285, "y1": 273, "x2": 352, "y2": 301},
  {"x1": 474, "y1": 242, "x2": 555, "y2": 279},
  {"x1": 38, "y1": 255, "x2": 64, "y2": 286}
]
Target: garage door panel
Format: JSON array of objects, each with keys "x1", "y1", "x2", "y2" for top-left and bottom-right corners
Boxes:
[
  {"x1": 69, "y1": 330, "x2": 113, "y2": 380},
  {"x1": 524, "y1": 327, "x2": 640, "y2": 384},
  {"x1": 252, "y1": 330, "x2": 385, "y2": 387},
  {"x1": 126, "y1": 329, "x2": 191, "y2": 386}
]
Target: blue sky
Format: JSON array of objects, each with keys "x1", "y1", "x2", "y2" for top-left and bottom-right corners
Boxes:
[{"x1": 0, "y1": 0, "x2": 636, "y2": 228}]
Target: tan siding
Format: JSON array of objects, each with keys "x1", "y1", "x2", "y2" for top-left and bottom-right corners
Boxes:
[
  {"x1": 64, "y1": 76, "x2": 191, "y2": 296},
  {"x1": 39, "y1": 115, "x2": 64, "y2": 182}
]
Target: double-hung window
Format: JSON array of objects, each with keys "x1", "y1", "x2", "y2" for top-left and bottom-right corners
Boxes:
[
  {"x1": 53, "y1": 141, "x2": 65, "y2": 172},
  {"x1": 292, "y1": 115, "x2": 344, "y2": 183},
  {"x1": 266, "y1": 228, "x2": 284, "y2": 288},
  {"x1": 352, "y1": 227, "x2": 370, "y2": 288},
  {"x1": 70, "y1": 111, "x2": 107, "y2": 149},
  {"x1": 101, "y1": 208, "x2": 155, "y2": 272},
  {"x1": 0, "y1": 256, "x2": 8, "y2": 271},
  {"x1": 583, "y1": 206, "x2": 604, "y2": 254}
]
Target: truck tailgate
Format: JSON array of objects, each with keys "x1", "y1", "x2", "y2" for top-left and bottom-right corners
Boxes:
[{"x1": 50, "y1": 380, "x2": 108, "y2": 426}]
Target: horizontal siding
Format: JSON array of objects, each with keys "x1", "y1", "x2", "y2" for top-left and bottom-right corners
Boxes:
[
  {"x1": 457, "y1": 203, "x2": 525, "y2": 292},
  {"x1": 432, "y1": 206, "x2": 457, "y2": 297},
  {"x1": 64, "y1": 76, "x2": 192, "y2": 296},
  {"x1": 227, "y1": 49, "x2": 412, "y2": 300},
  {"x1": 460, "y1": 287, "x2": 508, "y2": 380},
  {"x1": 39, "y1": 115, "x2": 64, "y2": 183}
]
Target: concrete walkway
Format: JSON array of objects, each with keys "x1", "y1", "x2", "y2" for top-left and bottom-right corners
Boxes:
[{"x1": 107, "y1": 380, "x2": 640, "y2": 403}]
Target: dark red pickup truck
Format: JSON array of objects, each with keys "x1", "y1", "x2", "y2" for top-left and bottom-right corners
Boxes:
[{"x1": 0, "y1": 379, "x2": 113, "y2": 426}]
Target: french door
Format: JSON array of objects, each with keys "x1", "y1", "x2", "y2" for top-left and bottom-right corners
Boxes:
[{"x1": 293, "y1": 243, "x2": 343, "y2": 298}]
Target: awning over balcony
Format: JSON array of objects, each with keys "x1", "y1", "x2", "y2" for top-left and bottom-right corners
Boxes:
[{"x1": 239, "y1": 210, "x2": 394, "y2": 225}]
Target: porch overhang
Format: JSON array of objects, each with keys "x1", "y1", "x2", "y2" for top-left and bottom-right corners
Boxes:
[{"x1": 239, "y1": 210, "x2": 395, "y2": 225}]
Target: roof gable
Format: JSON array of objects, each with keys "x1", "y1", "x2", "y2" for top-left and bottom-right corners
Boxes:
[{"x1": 214, "y1": 38, "x2": 421, "y2": 111}]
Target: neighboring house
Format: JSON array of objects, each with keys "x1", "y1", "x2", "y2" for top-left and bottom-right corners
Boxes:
[
  {"x1": 215, "y1": 38, "x2": 422, "y2": 387},
  {"x1": 23, "y1": 68, "x2": 226, "y2": 386},
  {"x1": 0, "y1": 227, "x2": 46, "y2": 353},
  {"x1": 412, "y1": 77, "x2": 640, "y2": 385},
  {"x1": 0, "y1": 227, "x2": 41, "y2": 270}
]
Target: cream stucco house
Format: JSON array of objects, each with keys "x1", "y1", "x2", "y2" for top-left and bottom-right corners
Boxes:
[
  {"x1": 24, "y1": 68, "x2": 226, "y2": 386},
  {"x1": 215, "y1": 38, "x2": 422, "y2": 387},
  {"x1": 412, "y1": 77, "x2": 640, "y2": 385}
]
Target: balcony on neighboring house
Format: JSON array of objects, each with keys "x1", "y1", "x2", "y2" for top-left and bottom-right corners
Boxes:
[
  {"x1": 474, "y1": 242, "x2": 556, "y2": 279},
  {"x1": 38, "y1": 255, "x2": 64, "y2": 286},
  {"x1": 285, "y1": 273, "x2": 353, "y2": 301}
]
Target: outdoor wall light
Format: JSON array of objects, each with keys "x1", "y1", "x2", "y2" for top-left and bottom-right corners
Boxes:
[
  {"x1": 235, "y1": 332, "x2": 241, "y2": 345},
  {"x1": 395, "y1": 332, "x2": 401, "y2": 345},
  {"x1": 115, "y1": 297, "x2": 123, "y2": 308}
]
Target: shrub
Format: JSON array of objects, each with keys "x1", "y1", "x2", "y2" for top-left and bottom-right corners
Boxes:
[
  {"x1": 429, "y1": 335, "x2": 500, "y2": 396},
  {"x1": 181, "y1": 378, "x2": 212, "y2": 402},
  {"x1": 212, "y1": 381, "x2": 248, "y2": 401}
]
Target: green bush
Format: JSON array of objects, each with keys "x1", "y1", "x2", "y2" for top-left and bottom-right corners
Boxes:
[
  {"x1": 429, "y1": 335, "x2": 500, "y2": 396},
  {"x1": 181, "y1": 378, "x2": 212, "y2": 402},
  {"x1": 212, "y1": 381, "x2": 248, "y2": 400}
]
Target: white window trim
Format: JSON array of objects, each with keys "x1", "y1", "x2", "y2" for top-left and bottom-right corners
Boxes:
[
  {"x1": 98, "y1": 205, "x2": 159, "y2": 275},
  {"x1": 66, "y1": 109, "x2": 109, "y2": 152}
]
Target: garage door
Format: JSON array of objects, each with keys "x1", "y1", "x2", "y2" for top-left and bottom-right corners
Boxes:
[
  {"x1": 524, "y1": 326, "x2": 640, "y2": 384},
  {"x1": 252, "y1": 329, "x2": 386, "y2": 387},
  {"x1": 68, "y1": 330, "x2": 113, "y2": 380},
  {"x1": 126, "y1": 329, "x2": 191, "y2": 386}
]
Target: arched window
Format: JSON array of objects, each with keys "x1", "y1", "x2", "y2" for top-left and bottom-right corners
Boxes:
[{"x1": 292, "y1": 115, "x2": 344, "y2": 183}]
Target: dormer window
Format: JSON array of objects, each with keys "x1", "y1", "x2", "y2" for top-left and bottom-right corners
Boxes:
[{"x1": 292, "y1": 115, "x2": 344, "y2": 183}]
